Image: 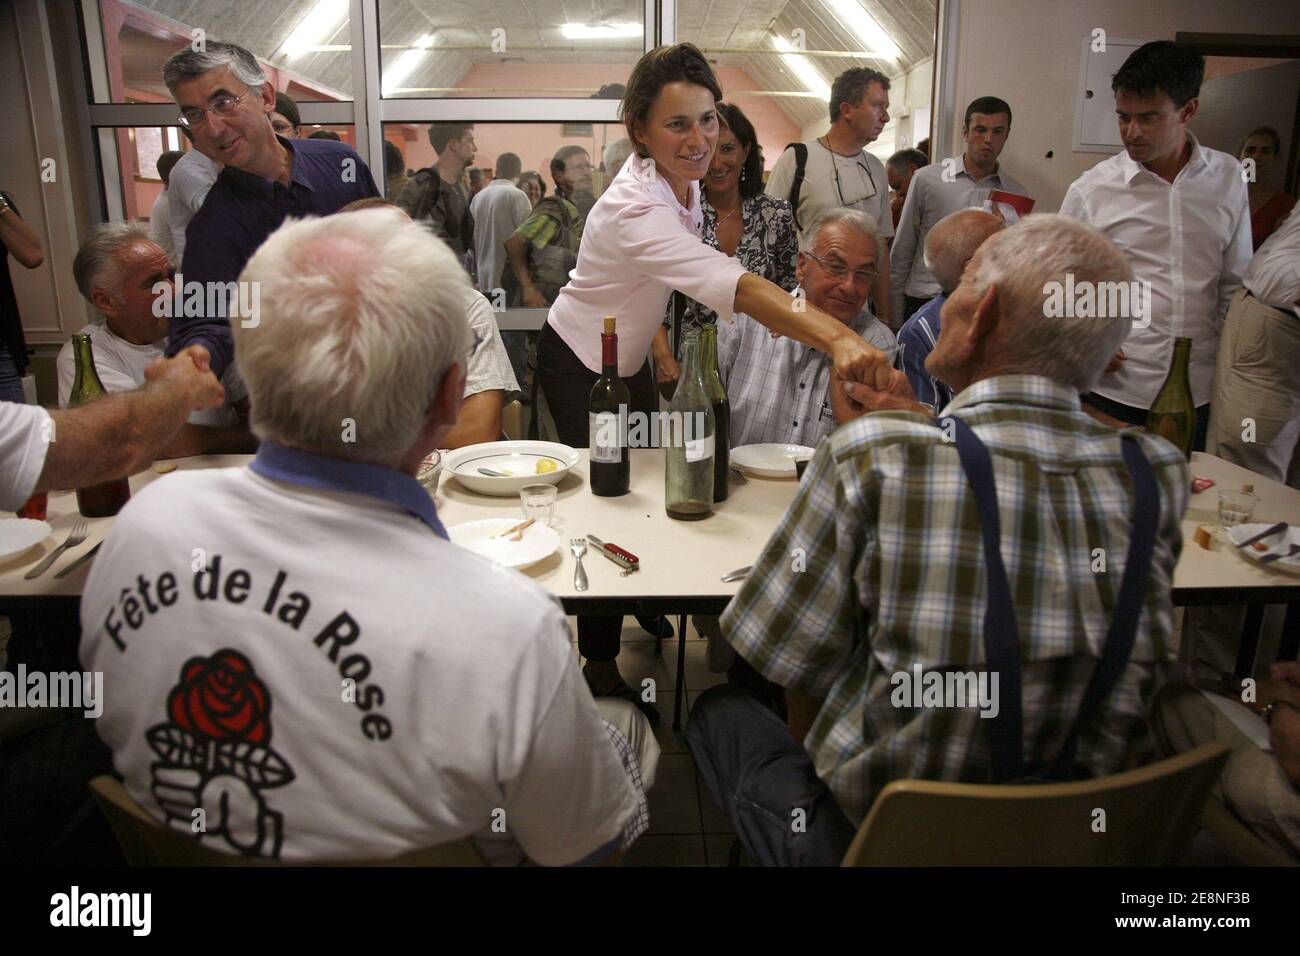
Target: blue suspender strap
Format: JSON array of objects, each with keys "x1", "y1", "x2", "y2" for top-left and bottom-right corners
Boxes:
[
  {"x1": 940, "y1": 417, "x2": 1160, "y2": 783},
  {"x1": 941, "y1": 415, "x2": 1024, "y2": 782}
]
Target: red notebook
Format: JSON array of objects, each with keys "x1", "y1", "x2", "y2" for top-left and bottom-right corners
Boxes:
[{"x1": 984, "y1": 190, "x2": 1035, "y2": 224}]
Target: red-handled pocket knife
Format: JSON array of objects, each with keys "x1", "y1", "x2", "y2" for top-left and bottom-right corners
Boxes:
[{"x1": 587, "y1": 535, "x2": 640, "y2": 572}]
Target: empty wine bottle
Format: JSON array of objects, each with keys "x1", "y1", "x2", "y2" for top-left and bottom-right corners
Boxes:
[
  {"x1": 68, "y1": 333, "x2": 132, "y2": 517},
  {"x1": 1145, "y1": 336, "x2": 1195, "y2": 460},
  {"x1": 699, "y1": 323, "x2": 730, "y2": 503},
  {"x1": 665, "y1": 326, "x2": 715, "y2": 520},
  {"x1": 589, "y1": 315, "x2": 630, "y2": 496}
]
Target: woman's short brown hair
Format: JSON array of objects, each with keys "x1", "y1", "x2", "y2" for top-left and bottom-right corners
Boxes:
[{"x1": 621, "y1": 43, "x2": 723, "y2": 158}]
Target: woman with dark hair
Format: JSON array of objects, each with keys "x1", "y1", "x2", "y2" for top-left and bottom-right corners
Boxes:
[
  {"x1": 271, "y1": 92, "x2": 301, "y2": 138},
  {"x1": 1240, "y1": 126, "x2": 1295, "y2": 250},
  {"x1": 516, "y1": 171, "x2": 545, "y2": 207},
  {"x1": 536, "y1": 44, "x2": 890, "y2": 718},
  {"x1": 656, "y1": 101, "x2": 798, "y2": 382}
]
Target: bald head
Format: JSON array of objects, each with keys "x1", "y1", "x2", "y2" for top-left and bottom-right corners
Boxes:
[{"x1": 924, "y1": 209, "x2": 1003, "y2": 295}]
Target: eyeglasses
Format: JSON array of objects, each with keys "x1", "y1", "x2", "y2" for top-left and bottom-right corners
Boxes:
[
  {"x1": 271, "y1": 121, "x2": 296, "y2": 135},
  {"x1": 804, "y1": 251, "x2": 877, "y2": 286},
  {"x1": 178, "y1": 90, "x2": 250, "y2": 130},
  {"x1": 830, "y1": 153, "x2": 879, "y2": 208}
]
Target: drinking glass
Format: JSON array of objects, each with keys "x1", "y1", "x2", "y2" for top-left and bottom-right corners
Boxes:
[
  {"x1": 1217, "y1": 489, "x2": 1259, "y2": 528},
  {"x1": 520, "y1": 484, "x2": 557, "y2": 527}
]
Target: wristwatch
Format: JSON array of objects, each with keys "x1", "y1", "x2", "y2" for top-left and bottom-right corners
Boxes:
[{"x1": 1260, "y1": 700, "x2": 1297, "y2": 724}]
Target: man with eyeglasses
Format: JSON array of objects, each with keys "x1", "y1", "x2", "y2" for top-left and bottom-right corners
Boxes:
[
  {"x1": 891, "y1": 96, "x2": 1026, "y2": 328},
  {"x1": 160, "y1": 40, "x2": 379, "y2": 383},
  {"x1": 717, "y1": 210, "x2": 895, "y2": 450},
  {"x1": 767, "y1": 68, "x2": 896, "y2": 328}
]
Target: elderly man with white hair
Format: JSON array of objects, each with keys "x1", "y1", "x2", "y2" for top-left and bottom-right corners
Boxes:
[
  {"x1": 78, "y1": 210, "x2": 655, "y2": 866},
  {"x1": 718, "y1": 209, "x2": 896, "y2": 450},
  {"x1": 56, "y1": 222, "x2": 255, "y2": 457},
  {"x1": 894, "y1": 208, "x2": 1003, "y2": 412},
  {"x1": 687, "y1": 214, "x2": 1191, "y2": 866}
]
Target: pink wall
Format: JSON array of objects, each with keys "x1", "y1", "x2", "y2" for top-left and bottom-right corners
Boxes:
[{"x1": 386, "y1": 64, "x2": 801, "y2": 182}]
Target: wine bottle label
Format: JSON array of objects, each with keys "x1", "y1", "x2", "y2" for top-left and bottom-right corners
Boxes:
[
  {"x1": 589, "y1": 412, "x2": 624, "y2": 463},
  {"x1": 685, "y1": 433, "x2": 715, "y2": 463}
]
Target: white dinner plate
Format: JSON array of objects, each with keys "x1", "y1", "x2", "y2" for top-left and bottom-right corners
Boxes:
[
  {"x1": 730, "y1": 443, "x2": 816, "y2": 479},
  {"x1": 1227, "y1": 523, "x2": 1300, "y2": 577},
  {"x1": 442, "y1": 440, "x2": 580, "y2": 497},
  {"x1": 0, "y1": 518, "x2": 53, "y2": 562},
  {"x1": 448, "y1": 518, "x2": 561, "y2": 570}
]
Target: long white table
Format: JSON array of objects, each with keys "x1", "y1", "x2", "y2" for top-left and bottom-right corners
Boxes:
[{"x1": 3, "y1": 450, "x2": 1298, "y2": 725}]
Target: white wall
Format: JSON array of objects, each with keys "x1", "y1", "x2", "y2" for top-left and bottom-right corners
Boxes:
[
  {"x1": 950, "y1": 0, "x2": 1300, "y2": 212},
  {"x1": 800, "y1": 56, "x2": 937, "y2": 161}
]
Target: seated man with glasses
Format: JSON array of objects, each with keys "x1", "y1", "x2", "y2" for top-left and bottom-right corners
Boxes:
[
  {"x1": 160, "y1": 40, "x2": 379, "y2": 383},
  {"x1": 718, "y1": 210, "x2": 895, "y2": 451}
]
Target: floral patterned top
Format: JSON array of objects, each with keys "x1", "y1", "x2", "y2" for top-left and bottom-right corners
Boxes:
[{"x1": 674, "y1": 192, "x2": 799, "y2": 329}]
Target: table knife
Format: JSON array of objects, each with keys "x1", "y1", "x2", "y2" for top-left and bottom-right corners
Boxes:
[
  {"x1": 721, "y1": 565, "x2": 752, "y2": 583},
  {"x1": 587, "y1": 535, "x2": 639, "y2": 572},
  {"x1": 55, "y1": 542, "x2": 101, "y2": 579}
]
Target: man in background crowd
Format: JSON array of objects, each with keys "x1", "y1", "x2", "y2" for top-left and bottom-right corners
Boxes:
[
  {"x1": 149, "y1": 151, "x2": 185, "y2": 262},
  {"x1": 891, "y1": 96, "x2": 1024, "y2": 326},
  {"x1": 767, "y1": 67, "x2": 895, "y2": 327},
  {"x1": 397, "y1": 122, "x2": 477, "y2": 274},
  {"x1": 886, "y1": 148, "x2": 927, "y2": 229}
]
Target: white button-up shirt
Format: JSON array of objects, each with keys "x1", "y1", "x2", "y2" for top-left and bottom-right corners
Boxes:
[
  {"x1": 167, "y1": 149, "x2": 221, "y2": 264},
  {"x1": 1244, "y1": 205, "x2": 1300, "y2": 320},
  {"x1": 1059, "y1": 134, "x2": 1251, "y2": 408},
  {"x1": 548, "y1": 154, "x2": 748, "y2": 377}
]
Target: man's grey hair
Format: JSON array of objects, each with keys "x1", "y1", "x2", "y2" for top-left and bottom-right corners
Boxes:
[
  {"x1": 970, "y1": 214, "x2": 1133, "y2": 392},
  {"x1": 603, "y1": 138, "x2": 634, "y2": 174},
  {"x1": 232, "y1": 209, "x2": 474, "y2": 466},
  {"x1": 799, "y1": 209, "x2": 879, "y2": 255},
  {"x1": 924, "y1": 208, "x2": 1003, "y2": 295},
  {"x1": 163, "y1": 40, "x2": 267, "y2": 98},
  {"x1": 73, "y1": 221, "x2": 153, "y2": 301}
]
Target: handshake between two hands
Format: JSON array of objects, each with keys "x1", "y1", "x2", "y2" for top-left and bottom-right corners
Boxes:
[
  {"x1": 829, "y1": 340, "x2": 929, "y2": 424},
  {"x1": 143, "y1": 344, "x2": 226, "y2": 413}
]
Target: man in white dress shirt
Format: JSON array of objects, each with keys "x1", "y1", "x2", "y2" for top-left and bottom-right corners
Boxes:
[
  {"x1": 767, "y1": 67, "x2": 895, "y2": 327},
  {"x1": 79, "y1": 209, "x2": 653, "y2": 865},
  {"x1": 1060, "y1": 41, "x2": 1251, "y2": 450},
  {"x1": 1211, "y1": 204, "x2": 1300, "y2": 488},
  {"x1": 891, "y1": 97, "x2": 1027, "y2": 326},
  {"x1": 148, "y1": 151, "x2": 184, "y2": 262}
]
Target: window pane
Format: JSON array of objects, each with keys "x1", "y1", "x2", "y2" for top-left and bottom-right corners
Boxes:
[
  {"x1": 377, "y1": 0, "x2": 644, "y2": 98},
  {"x1": 675, "y1": 0, "x2": 936, "y2": 171},
  {"x1": 97, "y1": 0, "x2": 352, "y2": 103}
]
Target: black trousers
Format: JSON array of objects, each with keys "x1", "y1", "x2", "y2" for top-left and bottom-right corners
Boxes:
[
  {"x1": 537, "y1": 322, "x2": 657, "y2": 662},
  {"x1": 1083, "y1": 391, "x2": 1211, "y2": 453},
  {"x1": 686, "y1": 684, "x2": 857, "y2": 866}
]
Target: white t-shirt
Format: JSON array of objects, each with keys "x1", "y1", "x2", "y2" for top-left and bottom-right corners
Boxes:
[
  {"x1": 766, "y1": 139, "x2": 896, "y2": 242},
  {"x1": 78, "y1": 465, "x2": 639, "y2": 865},
  {"x1": 149, "y1": 190, "x2": 174, "y2": 261},
  {"x1": 56, "y1": 320, "x2": 241, "y2": 427},
  {"x1": 0, "y1": 401, "x2": 51, "y2": 511},
  {"x1": 470, "y1": 180, "x2": 532, "y2": 296}
]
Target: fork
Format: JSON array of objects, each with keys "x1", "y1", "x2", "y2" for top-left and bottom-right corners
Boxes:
[
  {"x1": 1260, "y1": 544, "x2": 1300, "y2": 565},
  {"x1": 25, "y1": 520, "x2": 90, "y2": 580},
  {"x1": 570, "y1": 538, "x2": 589, "y2": 592}
]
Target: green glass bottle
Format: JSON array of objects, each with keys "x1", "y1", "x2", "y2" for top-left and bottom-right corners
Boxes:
[
  {"x1": 698, "y1": 323, "x2": 730, "y2": 503},
  {"x1": 68, "y1": 333, "x2": 132, "y2": 517},
  {"x1": 1145, "y1": 336, "x2": 1195, "y2": 460},
  {"x1": 665, "y1": 326, "x2": 715, "y2": 521}
]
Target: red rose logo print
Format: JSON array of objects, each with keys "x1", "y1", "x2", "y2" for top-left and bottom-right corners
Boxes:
[{"x1": 146, "y1": 649, "x2": 295, "y2": 859}]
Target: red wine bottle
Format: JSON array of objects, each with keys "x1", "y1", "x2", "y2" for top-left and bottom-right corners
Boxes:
[{"x1": 588, "y1": 315, "x2": 630, "y2": 496}]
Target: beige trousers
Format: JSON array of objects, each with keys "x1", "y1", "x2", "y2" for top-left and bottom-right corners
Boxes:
[
  {"x1": 1209, "y1": 290, "x2": 1300, "y2": 490},
  {"x1": 1152, "y1": 685, "x2": 1300, "y2": 862}
]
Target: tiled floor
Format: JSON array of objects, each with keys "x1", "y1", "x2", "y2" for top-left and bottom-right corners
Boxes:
[{"x1": 567, "y1": 614, "x2": 736, "y2": 866}]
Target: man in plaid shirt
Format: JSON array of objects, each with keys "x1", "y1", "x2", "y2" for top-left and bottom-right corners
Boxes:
[{"x1": 686, "y1": 215, "x2": 1190, "y2": 865}]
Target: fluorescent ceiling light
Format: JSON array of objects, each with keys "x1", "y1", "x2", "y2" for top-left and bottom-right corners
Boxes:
[
  {"x1": 771, "y1": 35, "x2": 831, "y2": 102},
  {"x1": 280, "y1": 0, "x2": 349, "y2": 58},
  {"x1": 382, "y1": 33, "x2": 436, "y2": 95},
  {"x1": 561, "y1": 22, "x2": 642, "y2": 40},
  {"x1": 822, "y1": 0, "x2": 901, "y2": 61}
]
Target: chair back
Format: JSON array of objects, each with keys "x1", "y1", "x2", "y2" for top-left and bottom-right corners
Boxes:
[
  {"x1": 841, "y1": 743, "x2": 1229, "y2": 866},
  {"x1": 88, "y1": 776, "x2": 485, "y2": 866}
]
